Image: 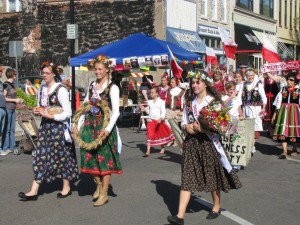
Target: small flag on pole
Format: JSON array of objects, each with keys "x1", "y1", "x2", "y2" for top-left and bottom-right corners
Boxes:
[
  {"x1": 218, "y1": 27, "x2": 237, "y2": 60},
  {"x1": 206, "y1": 47, "x2": 218, "y2": 65},
  {"x1": 262, "y1": 33, "x2": 281, "y2": 63},
  {"x1": 167, "y1": 45, "x2": 183, "y2": 78}
]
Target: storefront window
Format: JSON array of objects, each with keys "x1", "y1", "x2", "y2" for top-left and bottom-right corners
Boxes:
[
  {"x1": 221, "y1": 0, "x2": 227, "y2": 22},
  {"x1": 211, "y1": 0, "x2": 217, "y2": 20},
  {"x1": 7, "y1": 0, "x2": 22, "y2": 12},
  {"x1": 236, "y1": 0, "x2": 253, "y2": 11},
  {"x1": 259, "y1": 0, "x2": 274, "y2": 18},
  {"x1": 200, "y1": 0, "x2": 207, "y2": 17}
]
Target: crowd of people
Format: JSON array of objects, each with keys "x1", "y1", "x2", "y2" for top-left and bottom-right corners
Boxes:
[{"x1": 0, "y1": 56, "x2": 298, "y2": 225}]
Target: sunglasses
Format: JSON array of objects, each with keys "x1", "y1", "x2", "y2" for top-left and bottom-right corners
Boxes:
[{"x1": 287, "y1": 78, "x2": 295, "y2": 81}]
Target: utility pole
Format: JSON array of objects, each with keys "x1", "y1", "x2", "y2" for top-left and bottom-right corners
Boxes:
[{"x1": 70, "y1": 0, "x2": 76, "y2": 114}]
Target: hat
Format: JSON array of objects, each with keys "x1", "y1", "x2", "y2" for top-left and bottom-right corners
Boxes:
[
  {"x1": 0, "y1": 66, "x2": 3, "y2": 72},
  {"x1": 239, "y1": 65, "x2": 248, "y2": 68}
]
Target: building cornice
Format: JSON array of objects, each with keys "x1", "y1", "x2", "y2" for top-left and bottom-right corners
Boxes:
[{"x1": 234, "y1": 6, "x2": 277, "y2": 24}]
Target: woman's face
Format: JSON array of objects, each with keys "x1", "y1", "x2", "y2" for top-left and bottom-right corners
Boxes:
[
  {"x1": 235, "y1": 73, "x2": 243, "y2": 83},
  {"x1": 191, "y1": 78, "x2": 206, "y2": 95},
  {"x1": 41, "y1": 66, "x2": 55, "y2": 83},
  {"x1": 170, "y1": 79, "x2": 177, "y2": 88},
  {"x1": 246, "y1": 72, "x2": 255, "y2": 82},
  {"x1": 287, "y1": 77, "x2": 296, "y2": 88},
  {"x1": 94, "y1": 62, "x2": 109, "y2": 80}
]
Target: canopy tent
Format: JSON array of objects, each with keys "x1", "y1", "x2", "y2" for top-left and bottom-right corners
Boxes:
[{"x1": 70, "y1": 33, "x2": 202, "y2": 67}]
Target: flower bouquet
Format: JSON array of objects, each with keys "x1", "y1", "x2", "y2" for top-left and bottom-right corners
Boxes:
[{"x1": 198, "y1": 101, "x2": 234, "y2": 136}]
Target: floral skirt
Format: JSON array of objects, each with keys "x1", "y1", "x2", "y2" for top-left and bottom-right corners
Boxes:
[
  {"x1": 181, "y1": 133, "x2": 242, "y2": 193},
  {"x1": 273, "y1": 103, "x2": 300, "y2": 142},
  {"x1": 33, "y1": 122, "x2": 79, "y2": 184},
  {"x1": 147, "y1": 120, "x2": 175, "y2": 146},
  {"x1": 80, "y1": 114, "x2": 123, "y2": 176}
]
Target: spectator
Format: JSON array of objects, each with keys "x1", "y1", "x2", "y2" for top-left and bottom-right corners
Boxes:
[
  {"x1": 2, "y1": 68, "x2": 23, "y2": 154},
  {"x1": 0, "y1": 66, "x2": 7, "y2": 156}
]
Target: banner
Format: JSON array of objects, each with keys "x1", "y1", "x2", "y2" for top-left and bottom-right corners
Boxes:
[
  {"x1": 261, "y1": 60, "x2": 300, "y2": 73},
  {"x1": 221, "y1": 119, "x2": 255, "y2": 166}
]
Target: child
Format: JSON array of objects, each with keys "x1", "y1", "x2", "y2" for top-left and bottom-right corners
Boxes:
[
  {"x1": 140, "y1": 86, "x2": 175, "y2": 157},
  {"x1": 222, "y1": 81, "x2": 244, "y2": 171}
]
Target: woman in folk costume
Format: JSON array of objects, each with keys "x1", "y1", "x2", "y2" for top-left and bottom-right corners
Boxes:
[
  {"x1": 272, "y1": 73, "x2": 300, "y2": 159},
  {"x1": 167, "y1": 71, "x2": 241, "y2": 225},
  {"x1": 158, "y1": 73, "x2": 170, "y2": 102},
  {"x1": 241, "y1": 69, "x2": 267, "y2": 153},
  {"x1": 18, "y1": 62, "x2": 79, "y2": 201},
  {"x1": 141, "y1": 86, "x2": 175, "y2": 157},
  {"x1": 76, "y1": 55, "x2": 122, "y2": 207}
]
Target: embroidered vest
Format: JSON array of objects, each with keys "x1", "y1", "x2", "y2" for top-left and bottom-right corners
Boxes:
[
  {"x1": 241, "y1": 83, "x2": 262, "y2": 106},
  {"x1": 88, "y1": 81, "x2": 113, "y2": 108},
  {"x1": 281, "y1": 87, "x2": 300, "y2": 104}
]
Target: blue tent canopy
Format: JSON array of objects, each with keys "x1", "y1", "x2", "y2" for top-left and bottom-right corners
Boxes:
[{"x1": 70, "y1": 33, "x2": 202, "y2": 67}]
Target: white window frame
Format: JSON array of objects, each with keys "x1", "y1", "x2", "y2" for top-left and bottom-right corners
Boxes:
[
  {"x1": 201, "y1": 0, "x2": 207, "y2": 17},
  {"x1": 6, "y1": 0, "x2": 22, "y2": 13},
  {"x1": 211, "y1": 0, "x2": 217, "y2": 20},
  {"x1": 221, "y1": 0, "x2": 227, "y2": 22}
]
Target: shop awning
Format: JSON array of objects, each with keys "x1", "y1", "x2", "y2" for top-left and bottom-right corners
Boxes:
[
  {"x1": 166, "y1": 27, "x2": 206, "y2": 53},
  {"x1": 235, "y1": 24, "x2": 262, "y2": 53}
]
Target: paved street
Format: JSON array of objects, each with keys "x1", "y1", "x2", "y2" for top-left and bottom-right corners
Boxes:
[{"x1": 0, "y1": 125, "x2": 300, "y2": 225}]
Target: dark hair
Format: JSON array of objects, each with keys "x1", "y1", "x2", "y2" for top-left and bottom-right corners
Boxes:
[
  {"x1": 287, "y1": 72, "x2": 298, "y2": 83},
  {"x1": 142, "y1": 75, "x2": 153, "y2": 89},
  {"x1": 5, "y1": 68, "x2": 16, "y2": 79},
  {"x1": 187, "y1": 71, "x2": 221, "y2": 104},
  {"x1": 170, "y1": 77, "x2": 179, "y2": 86},
  {"x1": 150, "y1": 86, "x2": 159, "y2": 94},
  {"x1": 41, "y1": 62, "x2": 62, "y2": 82}
]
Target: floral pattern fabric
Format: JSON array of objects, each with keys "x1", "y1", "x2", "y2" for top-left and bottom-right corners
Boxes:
[{"x1": 33, "y1": 122, "x2": 79, "y2": 184}]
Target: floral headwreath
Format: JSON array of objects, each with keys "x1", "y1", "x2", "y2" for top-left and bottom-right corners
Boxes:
[
  {"x1": 41, "y1": 61, "x2": 60, "y2": 74},
  {"x1": 87, "y1": 55, "x2": 115, "y2": 70},
  {"x1": 187, "y1": 71, "x2": 213, "y2": 84}
]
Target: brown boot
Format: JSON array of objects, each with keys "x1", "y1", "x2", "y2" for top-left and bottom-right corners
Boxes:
[
  {"x1": 93, "y1": 188, "x2": 109, "y2": 207},
  {"x1": 92, "y1": 177, "x2": 102, "y2": 200}
]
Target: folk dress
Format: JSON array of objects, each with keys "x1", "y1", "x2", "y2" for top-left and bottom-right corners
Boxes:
[
  {"x1": 180, "y1": 96, "x2": 242, "y2": 193},
  {"x1": 80, "y1": 81, "x2": 122, "y2": 176},
  {"x1": 145, "y1": 98, "x2": 175, "y2": 146},
  {"x1": 273, "y1": 87, "x2": 300, "y2": 142},
  {"x1": 33, "y1": 83, "x2": 79, "y2": 184}
]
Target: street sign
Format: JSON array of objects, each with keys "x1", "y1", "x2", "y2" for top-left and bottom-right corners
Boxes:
[
  {"x1": 67, "y1": 24, "x2": 78, "y2": 39},
  {"x1": 9, "y1": 41, "x2": 23, "y2": 57}
]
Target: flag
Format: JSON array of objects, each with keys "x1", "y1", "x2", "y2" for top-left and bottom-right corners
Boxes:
[
  {"x1": 204, "y1": 64, "x2": 211, "y2": 74},
  {"x1": 262, "y1": 33, "x2": 281, "y2": 63},
  {"x1": 167, "y1": 45, "x2": 183, "y2": 78},
  {"x1": 218, "y1": 27, "x2": 237, "y2": 59},
  {"x1": 206, "y1": 47, "x2": 218, "y2": 65}
]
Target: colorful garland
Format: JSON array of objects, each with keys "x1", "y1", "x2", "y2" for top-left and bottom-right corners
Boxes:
[{"x1": 72, "y1": 99, "x2": 110, "y2": 151}]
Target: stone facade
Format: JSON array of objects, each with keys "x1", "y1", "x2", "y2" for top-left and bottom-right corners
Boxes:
[{"x1": 0, "y1": 0, "x2": 156, "y2": 81}]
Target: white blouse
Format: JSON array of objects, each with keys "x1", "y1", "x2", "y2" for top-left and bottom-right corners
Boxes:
[
  {"x1": 37, "y1": 83, "x2": 72, "y2": 121},
  {"x1": 145, "y1": 98, "x2": 166, "y2": 120},
  {"x1": 84, "y1": 81, "x2": 120, "y2": 133}
]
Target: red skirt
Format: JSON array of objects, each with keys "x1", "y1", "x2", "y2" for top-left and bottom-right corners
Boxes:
[{"x1": 147, "y1": 120, "x2": 175, "y2": 146}]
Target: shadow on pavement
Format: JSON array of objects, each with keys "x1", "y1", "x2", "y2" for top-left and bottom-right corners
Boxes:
[
  {"x1": 156, "y1": 150, "x2": 182, "y2": 165},
  {"x1": 255, "y1": 140, "x2": 282, "y2": 156},
  {"x1": 151, "y1": 180, "x2": 207, "y2": 216}
]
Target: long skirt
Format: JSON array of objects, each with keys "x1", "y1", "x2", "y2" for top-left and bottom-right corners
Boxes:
[
  {"x1": 33, "y1": 122, "x2": 79, "y2": 184},
  {"x1": 80, "y1": 114, "x2": 123, "y2": 176},
  {"x1": 273, "y1": 103, "x2": 300, "y2": 143},
  {"x1": 181, "y1": 133, "x2": 242, "y2": 193},
  {"x1": 147, "y1": 120, "x2": 175, "y2": 146}
]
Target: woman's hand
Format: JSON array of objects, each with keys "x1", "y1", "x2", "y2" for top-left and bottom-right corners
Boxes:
[
  {"x1": 185, "y1": 123, "x2": 195, "y2": 135},
  {"x1": 192, "y1": 120, "x2": 202, "y2": 133},
  {"x1": 157, "y1": 118, "x2": 162, "y2": 124},
  {"x1": 15, "y1": 98, "x2": 23, "y2": 104},
  {"x1": 99, "y1": 129, "x2": 109, "y2": 140},
  {"x1": 32, "y1": 107, "x2": 41, "y2": 116},
  {"x1": 39, "y1": 108, "x2": 53, "y2": 119}
]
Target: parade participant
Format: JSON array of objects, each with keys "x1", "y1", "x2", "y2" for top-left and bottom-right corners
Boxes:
[
  {"x1": 158, "y1": 73, "x2": 170, "y2": 102},
  {"x1": 18, "y1": 62, "x2": 79, "y2": 201},
  {"x1": 234, "y1": 70, "x2": 245, "y2": 95},
  {"x1": 212, "y1": 70, "x2": 225, "y2": 94},
  {"x1": 140, "y1": 75, "x2": 153, "y2": 102},
  {"x1": 241, "y1": 69, "x2": 267, "y2": 154},
  {"x1": 140, "y1": 86, "x2": 175, "y2": 157},
  {"x1": 239, "y1": 65, "x2": 248, "y2": 77},
  {"x1": 222, "y1": 81, "x2": 244, "y2": 171},
  {"x1": 0, "y1": 66, "x2": 7, "y2": 156},
  {"x1": 272, "y1": 73, "x2": 300, "y2": 159},
  {"x1": 167, "y1": 71, "x2": 241, "y2": 225},
  {"x1": 166, "y1": 77, "x2": 185, "y2": 147},
  {"x1": 2, "y1": 68, "x2": 23, "y2": 154},
  {"x1": 75, "y1": 55, "x2": 122, "y2": 207}
]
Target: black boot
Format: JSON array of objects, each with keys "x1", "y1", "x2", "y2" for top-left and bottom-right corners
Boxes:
[{"x1": 167, "y1": 215, "x2": 184, "y2": 225}]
